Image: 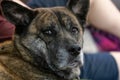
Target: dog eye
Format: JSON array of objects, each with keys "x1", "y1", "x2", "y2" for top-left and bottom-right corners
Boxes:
[
  {"x1": 42, "y1": 29, "x2": 56, "y2": 36},
  {"x1": 43, "y1": 30, "x2": 52, "y2": 35},
  {"x1": 71, "y1": 27, "x2": 79, "y2": 34}
]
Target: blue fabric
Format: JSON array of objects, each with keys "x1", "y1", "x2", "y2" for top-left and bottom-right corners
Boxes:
[
  {"x1": 27, "y1": 0, "x2": 67, "y2": 8},
  {"x1": 80, "y1": 53, "x2": 118, "y2": 80}
]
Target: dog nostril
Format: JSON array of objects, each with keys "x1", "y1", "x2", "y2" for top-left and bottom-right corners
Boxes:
[
  {"x1": 68, "y1": 45, "x2": 81, "y2": 56},
  {"x1": 77, "y1": 47, "x2": 81, "y2": 51}
]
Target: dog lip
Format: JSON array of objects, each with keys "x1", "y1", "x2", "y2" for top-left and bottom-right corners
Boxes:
[
  {"x1": 50, "y1": 61, "x2": 80, "y2": 71},
  {"x1": 67, "y1": 61, "x2": 80, "y2": 68},
  {"x1": 59, "y1": 60, "x2": 81, "y2": 70}
]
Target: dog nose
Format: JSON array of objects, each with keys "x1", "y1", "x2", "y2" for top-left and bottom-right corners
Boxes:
[{"x1": 68, "y1": 44, "x2": 81, "y2": 56}]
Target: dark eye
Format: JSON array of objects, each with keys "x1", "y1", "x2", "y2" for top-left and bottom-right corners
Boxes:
[
  {"x1": 43, "y1": 30, "x2": 52, "y2": 35},
  {"x1": 42, "y1": 29, "x2": 56, "y2": 36},
  {"x1": 71, "y1": 27, "x2": 79, "y2": 34}
]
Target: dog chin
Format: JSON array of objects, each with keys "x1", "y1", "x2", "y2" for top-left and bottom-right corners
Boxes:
[
  {"x1": 67, "y1": 67, "x2": 80, "y2": 80},
  {"x1": 55, "y1": 66, "x2": 80, "y2": 80}
]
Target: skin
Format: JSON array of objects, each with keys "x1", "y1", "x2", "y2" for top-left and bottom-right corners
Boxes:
[{"x1": 87, "y1": 0, "x2": 120, "y2": 38}]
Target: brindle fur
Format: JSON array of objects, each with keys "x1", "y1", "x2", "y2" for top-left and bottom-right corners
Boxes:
[{"x1": 0, "y1": 0, "x2": 89, "y2": 80}]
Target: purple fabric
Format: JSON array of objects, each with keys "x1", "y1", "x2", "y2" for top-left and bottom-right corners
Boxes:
[{"x1": 88, "y1": 26, "x2": 120, "y2": 51}]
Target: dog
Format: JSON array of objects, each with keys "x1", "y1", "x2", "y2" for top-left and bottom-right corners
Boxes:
[
  {"x1": 1, "y1": 0, "x2": 120, "y2": 80},
  {"x1": 0, "y1": 0, "x2": 89, "y2": 80}
]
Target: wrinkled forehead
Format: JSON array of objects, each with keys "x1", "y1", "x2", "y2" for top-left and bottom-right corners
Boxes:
[{"x1": 33, "y1": 7, "x2": 82, "y2": 30}]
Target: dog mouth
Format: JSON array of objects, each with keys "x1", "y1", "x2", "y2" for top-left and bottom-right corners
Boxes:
[
  {"x1": 51, "y1": 61, "x2": 81, "y2": 80},
  {"x1": 67, "y1": 60, "x2": 81, "y2": 69},
  {"x1": 49, "y1": 59, "x2": 81, "y2": 72}
]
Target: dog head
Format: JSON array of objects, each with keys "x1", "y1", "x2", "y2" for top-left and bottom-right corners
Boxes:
[{"x1": 1, "y1": 0, "x2": 89, "y2": 79}]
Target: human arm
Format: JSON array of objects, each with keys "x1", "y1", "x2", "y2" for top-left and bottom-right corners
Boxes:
[{"x1": 87, "y1": 0, "x2": 120, "y2": 38}]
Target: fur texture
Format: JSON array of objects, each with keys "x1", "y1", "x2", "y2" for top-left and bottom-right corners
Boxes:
[{"x1": 0, "y1": 0, "x2": 89, "y2": 80}]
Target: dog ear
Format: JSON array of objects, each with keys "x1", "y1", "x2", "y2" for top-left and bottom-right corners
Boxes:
[
  {"x1": 1, "y1": 0, "x2": 38, "y2": 34},
  {"x1": 67, "y1": 0, "x2": 89, "y2": 25}
]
